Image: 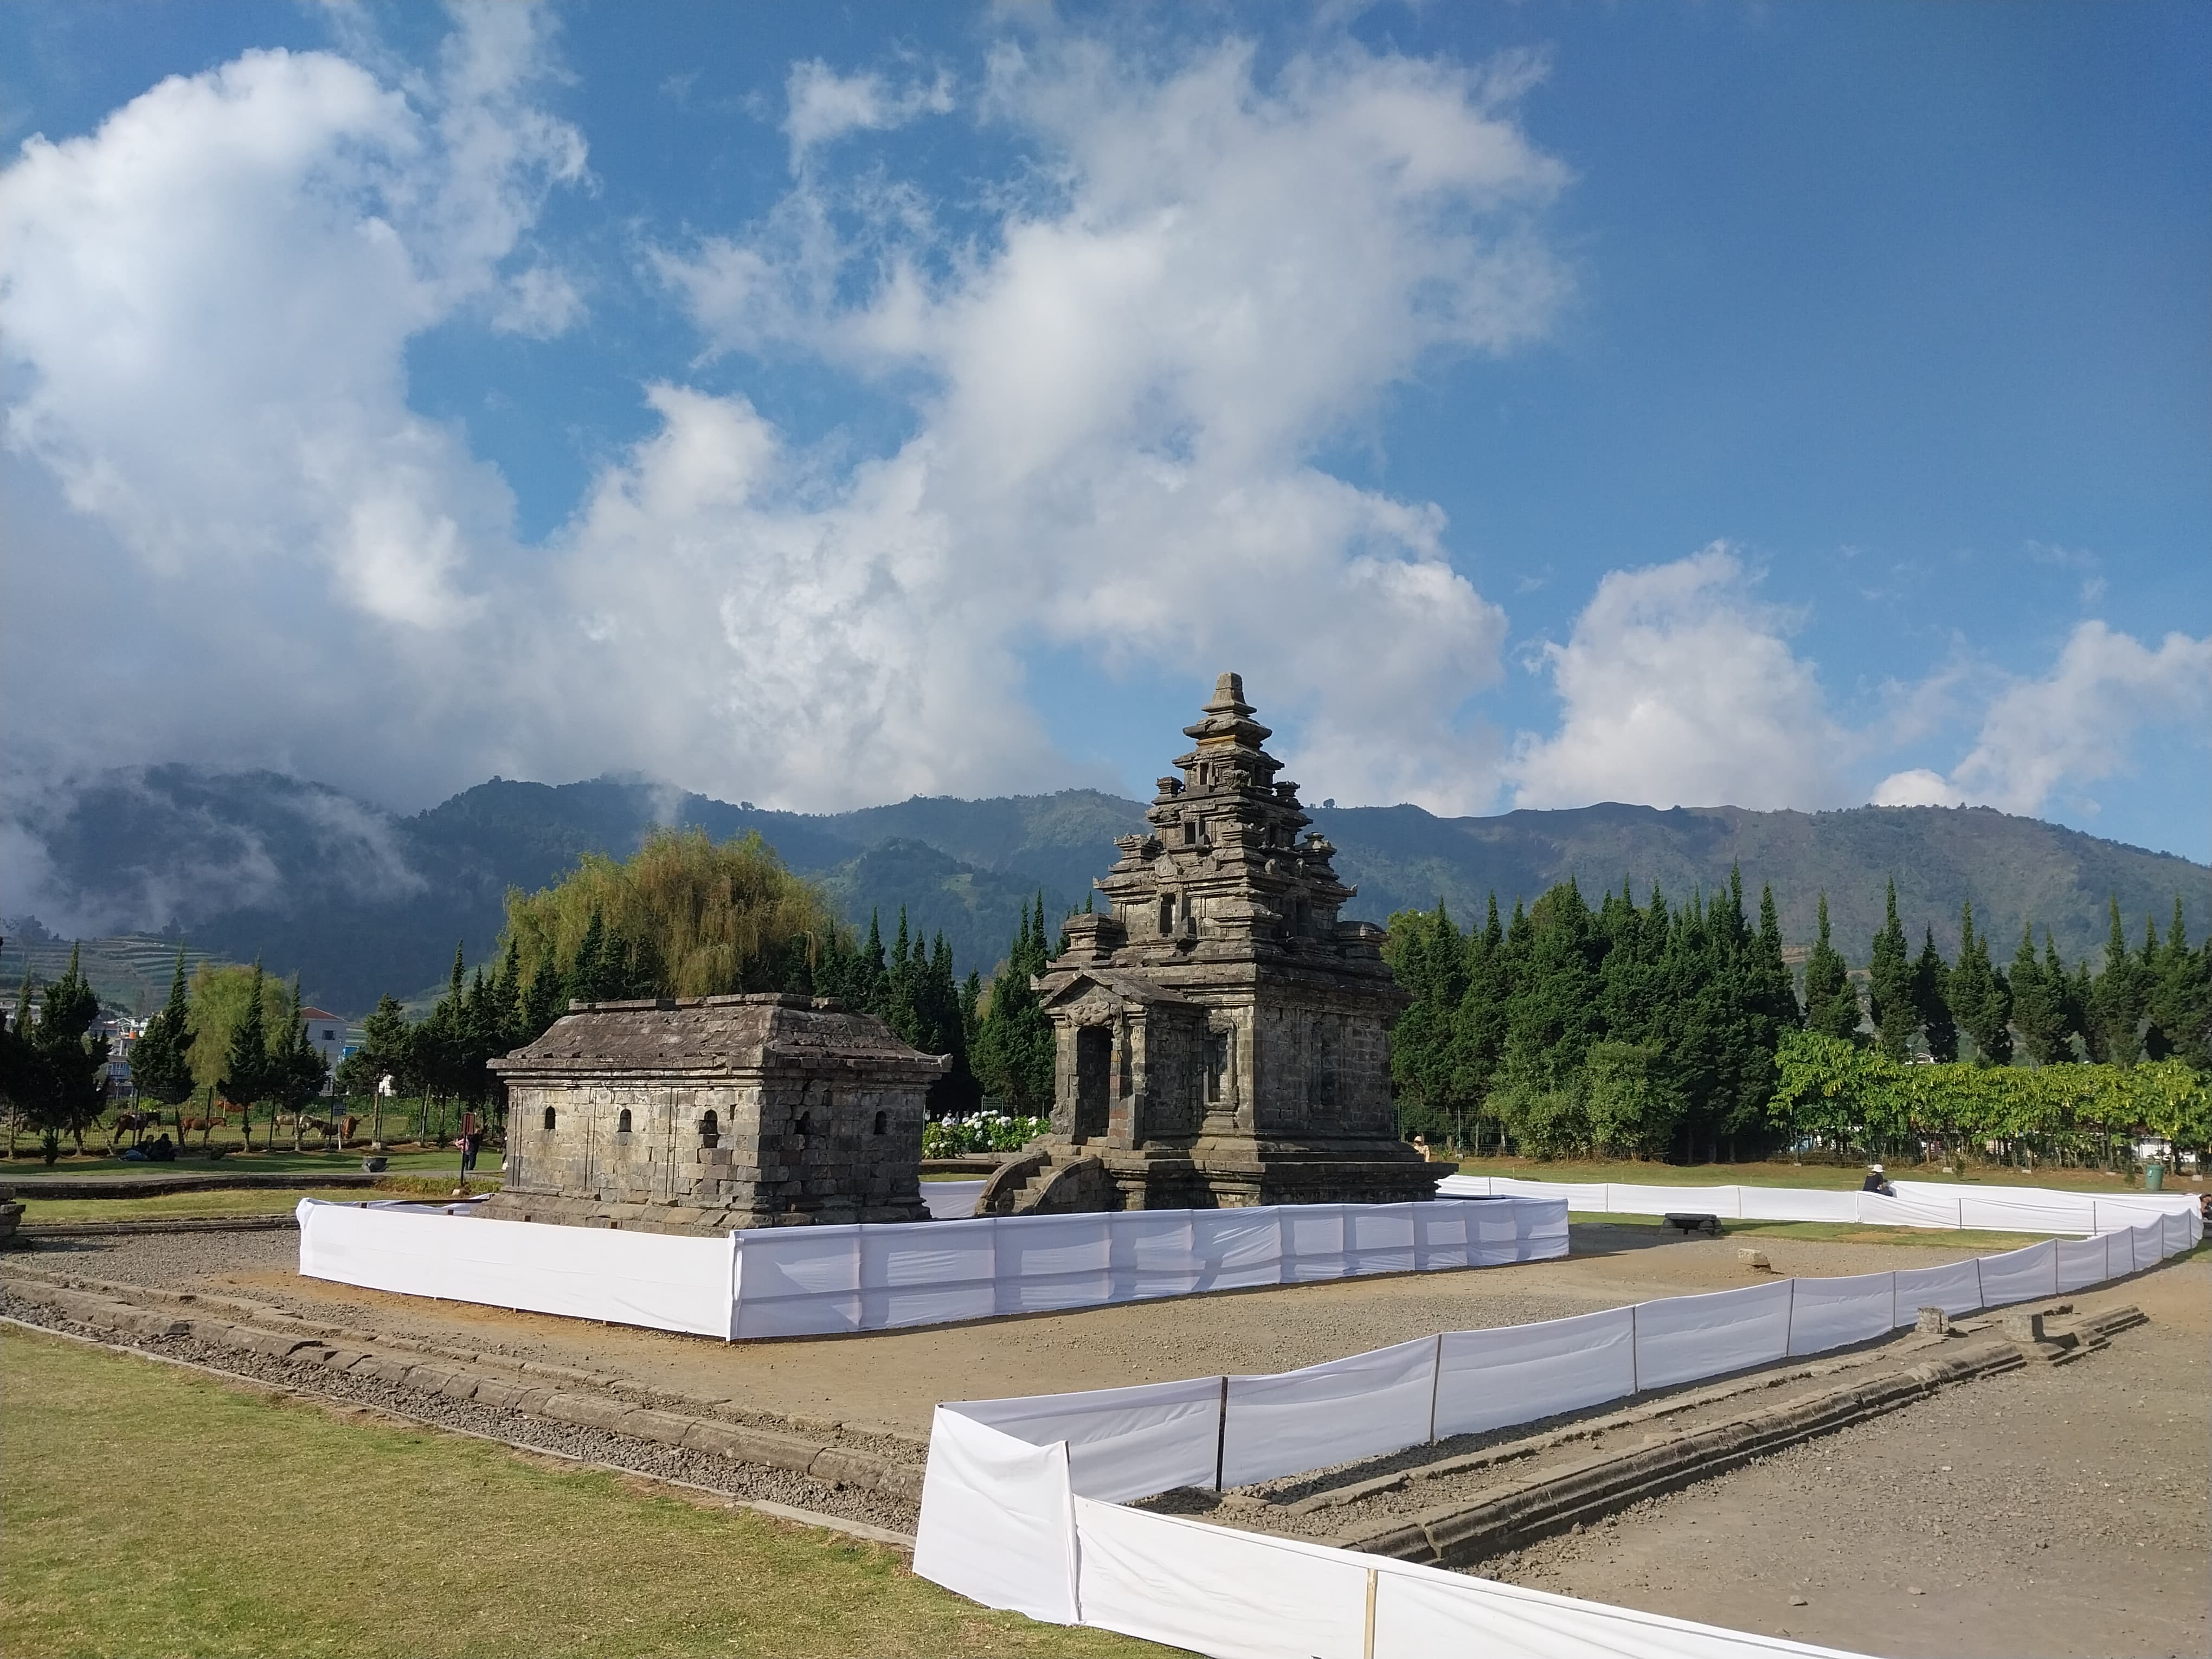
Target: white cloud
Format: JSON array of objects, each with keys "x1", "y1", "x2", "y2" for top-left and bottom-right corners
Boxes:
[
  {"x1": 493, "y1": 263, "x2": 585, "y2": 337},
  {"x1": 1869, "y1": 768, "x2": 1966, "y2": 808},
  {"x1": 3, "y1": 18, "x2": 1565, "y2": 818},
  {"x1": 0, "y1": 8, "x2": 582, "y2": 632},
  {"x1": 1506, "y1": 546, "x2": 1851, "y2": 812},
  {"x1": 646, "y1": 34, "x2": 1562, "y2": 809},
  {"x1": 1873, "y1": 621, "x2": 2212, "y2": 818},
  {"x1": 782, "y1": 59, "x2": 954, "y2": 169}
]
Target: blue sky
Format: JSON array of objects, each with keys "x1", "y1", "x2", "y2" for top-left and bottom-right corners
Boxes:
[{"x1": 3, "y1": 2, "x2": 2206, "y2": 860}]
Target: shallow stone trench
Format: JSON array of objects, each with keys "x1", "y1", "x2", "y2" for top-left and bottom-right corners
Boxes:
[{"x1": 1, "y1": 1294, "x2": 921, "y2": 1538}]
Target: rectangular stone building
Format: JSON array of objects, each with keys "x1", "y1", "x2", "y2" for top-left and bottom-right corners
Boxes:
[{"x1": 483, "y1": 992, "x2": 944, "y2": 1235}]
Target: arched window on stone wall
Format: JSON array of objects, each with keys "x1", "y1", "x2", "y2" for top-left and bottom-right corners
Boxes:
[
  {"x1": 699, "y1": 1109, "x2": 719, "y2": 1147},
  {"x1": 616, "y1": 1107, "x2": 632, "y2": 1135},
  {"x1": 796, "y1": 1109, "x2": 812, "y2": 1140},
  {"x1": 873, "y1": 1110, "x2": 888, "y2": 1136}
]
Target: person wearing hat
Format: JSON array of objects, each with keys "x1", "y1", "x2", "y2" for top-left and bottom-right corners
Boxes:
[{"x1": 1861, "y1": 1162, "x2": 1895, "y2": 1197}]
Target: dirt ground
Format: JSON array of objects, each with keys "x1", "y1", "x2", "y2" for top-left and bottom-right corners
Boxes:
[
  {"x1": 1481, "y1": 1255, "x2": 2210, "y2": 1659},
  {"x1": 11, "y1": 1223, "x2": 2203, "y2": 1658},
  {"x1": 16, "y1": 1221, "x2": 1996, "y2": 1438}
]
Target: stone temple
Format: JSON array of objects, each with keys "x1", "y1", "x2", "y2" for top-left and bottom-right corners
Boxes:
[
  {"x1": 483, "y1": 993, "x2": 943, "y2": 1236},
  {"x1": 978, "y1": 673, "x2": 1438, "y2": 1215}
]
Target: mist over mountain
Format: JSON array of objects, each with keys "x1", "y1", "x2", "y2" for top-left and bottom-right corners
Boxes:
[{"x1": 5, "y1": 765, "x2": 2205, "y2": 1017}]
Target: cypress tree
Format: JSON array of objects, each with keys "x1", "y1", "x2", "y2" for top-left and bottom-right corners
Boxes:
[
  {"x1": 1803, "y1": 894, "x2": 1862, "y2": 1042},
  {"x1": 2008, "y1": 924, "x2": 2067, "y2": 1066},
  {"x1": 269, "y1": 974, "x2": 331, "y2": 1129},
  {"x1": 1867, "y1": 879, "x2": 1916, "y2": 1060},
  {"x1": 131, "y1": 946, "x2": 197, "y2": 1110},
  {"x1": 1752, "y1": 885, "x2": 1800, "y2": 1035},
  {"x1": 1911, "y1": 926, "x2": 1957, "y2": 1063},
  {"x1": 220, "y1": 960, "x2": 272, "y2": 1115},
  {"x1": 2144, "y1": 896, "x2": 2211, "y2": 1069},
  {"x1": 1948, "y1": 902, "x2": 2012, "y2": 1066},
  {"x1": 568, "y1": 909, "x2": 609, "y2": 1004},
  {"x1": 2091, "y1": 896, "x2": 2146, "y2": 1066},
  {"x1": 31, "y1": 946, "x2": 108, "y2": 1155}
]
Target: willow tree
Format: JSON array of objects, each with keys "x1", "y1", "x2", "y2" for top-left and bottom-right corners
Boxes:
[{"x1": 503, "y1": 828, "x2": 846, "y2": 1011}]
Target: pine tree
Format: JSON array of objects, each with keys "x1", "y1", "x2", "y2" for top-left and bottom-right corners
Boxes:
[
  {"x1": 31, "y1": 945, "x2": 108, "y2": 1155},
  {"x1": 268, "y1": 975, "x2": 331, "y2": 1138},
  {"x1": 970, "y1": 898, "x2": 1055, "y2": 1112},
  {"x1": 1948, "y1": 902, "x2": 2012, "y2": 1066},
  {"x1": 220, "y1": 960, "x2": 272, "y2": 1116},
  {"x1": 1867, "y1": 878, "x2": 1916, "y2": 1060},
  {"x1": 2091, "y1": 895, "x2": 2146, "y2": 1066},
  {"x1": 130, "y1": 946, "x2": 197, "y2": 1110},
  {"x1": 1384, "y1": 902, "x2": 1466, "y2": 1141},
  {"x1": 2008, "y1": 924, "x2": 2067, "y2": 1067},
  {"x1": 1752, "y1": 884, "x2": 1801, "y2": 1036},
  {"x1": 568, "y1": 909, "x2": 610, "y2": 1005},
  {"x1": 1913, "y1": 926, "x2": 1957, "y2": 1063},
  {"x1": 2144, "y1": 896, "x2": 2211, "y2": 1068},
  {"x1": 1803, "y1": 894, "x2": 1862, "y2": 1042}
]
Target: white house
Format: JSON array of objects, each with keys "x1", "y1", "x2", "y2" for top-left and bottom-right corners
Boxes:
[{"x1": 300, "y1": 1007, "x2": 350, "y2": 1094}]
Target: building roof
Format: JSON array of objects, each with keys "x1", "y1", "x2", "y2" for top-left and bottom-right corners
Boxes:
[
  {"x1": 300, "y1": 1007, "x2": 344, "y2": 1024},
  {"x1": 490, "y1": 992, "x2": 951, "y2": 1080}
]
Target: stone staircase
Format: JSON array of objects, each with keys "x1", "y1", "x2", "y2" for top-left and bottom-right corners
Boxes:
[{"x1": 976, "y1": 1148, "x2": 1117, "y2": 1216}]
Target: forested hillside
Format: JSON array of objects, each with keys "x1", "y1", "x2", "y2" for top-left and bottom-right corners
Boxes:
[{"x1": 7, "y1": 765, "x2": 2204, "y2": 1015}]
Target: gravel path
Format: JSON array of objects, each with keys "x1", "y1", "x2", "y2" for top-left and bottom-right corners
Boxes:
[
  {"x1": 1, "y1": 1294, "x2": 921, "y2": 1538},
  {"x1": 1472, "y1": 1256, "x2": 2210, "y2": 1659}
]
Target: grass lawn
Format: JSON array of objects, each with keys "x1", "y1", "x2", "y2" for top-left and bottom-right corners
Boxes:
[
  {"x1": 1567, "y1": 1213, "x2": 2052, "y2": 1251},
  {"x1": 0, "y1": 1148, "x2": 476, "y2": 1181},
  {"x1": 1456, "y1": 1155, "x2": 2190, "y2": 1196},
  {"x1": 13, "y1": 1187, "x2": 378, "y2": 1225},
  {"x1": 8, "y1": 1180, "x2": 497, "y2": 1224},
  {"x1": 0, "y1": 1327, "x2": 1163, "y2": 1659}
]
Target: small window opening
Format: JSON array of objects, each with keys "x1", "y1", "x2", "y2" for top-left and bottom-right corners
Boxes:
[
  {"x1": 872, "y1": 1110, "x2": 888, "y2": 1136},
  {"x1": 1182, "y1": 819, "x2": 1197, "y2": 845},
  {"x1": 796, "y1": 1109, "x2": 812, "y2": 1139},
  {"x1": 1207, "y1": 1034, "x2": 1228, "y2": 1103},
  {"x1": 1160, "y1": 895, "x2": 1176, "y2": 934},
  {"x1": 542, "y1": 1105, "x2": 557, "y2": 1132},
  {"x1": 616, "y1": 1107, "x2": 632, "y2": 1135},
  {"x1": 700, "y1": 1109, "x2": 719, "y2": 1147}
]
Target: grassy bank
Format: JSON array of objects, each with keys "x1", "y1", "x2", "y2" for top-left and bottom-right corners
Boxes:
[
  {"x1": 0, "y1": 1327, "x2": 1159, "y2": 1658},
  {"x1": 1567, "y1": 1213, "x2": 2052, "y2": 1251},
  {"x1": 1456, "y1": 1155, "x2": 2193, "y2": 1196},
  {"x1": 0, "y1": 1147, "x2": 476, "y2": 1181}
]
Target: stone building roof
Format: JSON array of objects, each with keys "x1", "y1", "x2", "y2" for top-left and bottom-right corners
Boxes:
[{"x1": 489, "y1": 992, "x2": 949, "y2": 1079}]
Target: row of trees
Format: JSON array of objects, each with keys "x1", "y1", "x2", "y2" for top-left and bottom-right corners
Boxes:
[
  {"x1": 1385, "y1": 873, "x2": 2212, "y2": 1163},
  {"x1": 1385, "y1": 873, "x2": 1798, "y2": 1162},
  {"x1": 1829, "y1": 888, "x2": 2209, "y2": 1071}
]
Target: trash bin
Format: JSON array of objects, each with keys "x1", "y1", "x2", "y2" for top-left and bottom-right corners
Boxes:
[{"x1": 2145, "y1": 1162, "x2": 2166, "y2": 1192}]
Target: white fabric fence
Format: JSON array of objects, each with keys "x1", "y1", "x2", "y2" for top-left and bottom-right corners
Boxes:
[
  {"x1": 917, "y1": 1210, "x2": 2199, "y2": 1658},
  {"x1": 297, "y1": 1195, "x2": 1568, "y2": 1343},
  {"x1": 922, "y1": 1179, "x2": 987, "y2": 1219},
  {"x1": 1439, "y1": 1172, "x2": 2201, "y2": 1237},
  {"x1": 295, "y1": 1198, "x2": 737, "y2": 1338}
]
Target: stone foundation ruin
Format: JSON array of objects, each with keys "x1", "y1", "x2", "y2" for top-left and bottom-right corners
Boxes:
[
  {"x1": 980, "y1": 672, "x2": 1440, "y2": 1215},
  {"x1": 483, "y1": 993, "x2": 944, "y2": 1235}
]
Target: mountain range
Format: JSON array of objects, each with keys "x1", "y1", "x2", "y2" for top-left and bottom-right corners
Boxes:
[{"x1": 5, "y1": 764, "x2": 2205, "y2": 1018}]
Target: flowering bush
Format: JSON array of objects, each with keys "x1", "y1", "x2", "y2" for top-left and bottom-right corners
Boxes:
[{"x1": 924, "y1": 1112, "x2": 1048, "y2": 1157}]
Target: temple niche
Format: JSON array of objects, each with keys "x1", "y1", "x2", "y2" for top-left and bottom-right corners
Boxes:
[{"x1": 977, "y1": 673, "x2": 1439, "y2": 1216}]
